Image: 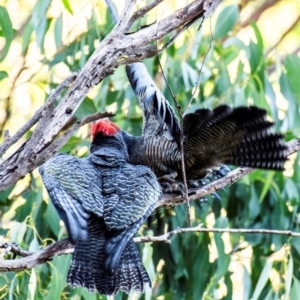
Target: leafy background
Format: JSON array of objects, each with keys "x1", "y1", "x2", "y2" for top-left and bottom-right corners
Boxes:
[{"x1": 0, "y1": 0, "x2": 300, "y2": 299}]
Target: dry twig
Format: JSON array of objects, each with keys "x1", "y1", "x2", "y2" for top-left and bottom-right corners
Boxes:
[{"x1": 2, "y1": 222, "x2": 300, "y2": 272}]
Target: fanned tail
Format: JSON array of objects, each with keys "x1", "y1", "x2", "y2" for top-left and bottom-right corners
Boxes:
[{"x1": 183, "y1": 105, "x2": 287, "y2": 178}]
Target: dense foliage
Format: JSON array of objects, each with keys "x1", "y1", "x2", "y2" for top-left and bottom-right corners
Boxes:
[{"x1": 0, "y1": 0, "x2": 300, "y2": 299}]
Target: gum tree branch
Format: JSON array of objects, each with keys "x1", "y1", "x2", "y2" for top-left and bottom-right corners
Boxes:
[
  {"x1": 0, "y1": 71, "x2": 79, "y2": 157},
  {"x1": 0, "y1": 0, "x2": 223, "y2": 192},
  {"x1": 1, "y1": 223, "x2": 300, "y2": 272}
]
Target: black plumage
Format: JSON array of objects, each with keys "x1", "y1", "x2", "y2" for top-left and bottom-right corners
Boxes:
[
  {"x1": 39, "y1": 120, "x2": 162, "y2": 295},
  {"x1": 123, "y1": 63, "x2": 287, "y2": 181}
]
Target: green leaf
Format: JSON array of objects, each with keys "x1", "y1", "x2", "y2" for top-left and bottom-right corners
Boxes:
[
  {"x1": 28, "y1": 269, "x2": 37, "y2": 300},
  {"x1": 31, "y1": 0, "x2": 51, "y2": 52},
  {"x1": 74, "y1": 97, "x2": 97, "y2": 119},
  {"x1": 54, "y1": 15, "x2": 63, "y2": 49},
  {"x1": 59, "y1": 136, "x2": 84, "y2": 153},
  {"x1": 284, "y1": 178, "x2": 299, "y2": 201},
  {"x1": 0, "y1": 184, "x2": 14, "y2": 202},
  {"x1": 291, "y1": 277, "x2": 300, "y2": 300},
  {"x1": 45, "y1": 201, "x2": 61, "y2": 237},
  {"x1": 250, "y1": 21, "x2": 263, "y2": 54},
  {"x1": 10, "y1": 221, "x2": 27, "y2": 244},
  {"x1": 259, "y1": 172, "x2": 274, "y2": 203},
  {"x1": 284, "y1": 55, "x2": 300, "y2": 101},
  {"x1": 0, "y1": 70, "x2": 8, "y2": 81},
  {"x1": 214, "y1": 5, "x2": 239, "y2": 40},
  {"x1": 285, "y1": 255, "x2": 293, "y2": 299},
  {"x1": 242, "y1": 265, "x2": 251, "y2": 300},
  {"x1": 21, "y1": 22, "x2": 34, "y2": 55},
  {"x1": 0, "y1": 6, "x2": 14, "y2": 62},
  {"x1": 265, "y1": 76, "x2": 279, "y2": 126},
  {"x1": 181, "y1": 61, "x2": 199, "y2": 91},
  {"x1": 61, "y1": 0, "x2": 73, "y2": 14},
  {"x1": 45, "y1": 256, "x2": 70, "y2": 300},
  {"x1": 248, "y1": 40, "x2": 261, "y2": 74},
  {"x1": 247, "y1": 23, "x2": 264, "y2": 75},
  {"x1": 252, "y1": 261, "x2": 272, "y2": 300},
  {"x1": 280, "y1": 73, "x2": 300, "y2": 131},
  {"x1": 29, "y1": 236, "x2": 40, "y2": 252}
]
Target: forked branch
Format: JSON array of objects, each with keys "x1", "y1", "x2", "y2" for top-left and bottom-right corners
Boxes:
[{"x1": 0, "y1": 0, "x2": 223, "y2": 192}]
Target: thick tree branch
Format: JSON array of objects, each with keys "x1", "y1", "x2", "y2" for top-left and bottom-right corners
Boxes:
[
  {"x1": 0, "y1": 239, "x2": 73, "y2": 272},
  {"x1": 0, "y1": 0, "x2": 223, "y2": 192},
  {"x1": 0, "y1": 72, "x2": 79, "y2": 158},
  {"x1": 2, "y1": 223, "x2": 300, "y2": 272}
]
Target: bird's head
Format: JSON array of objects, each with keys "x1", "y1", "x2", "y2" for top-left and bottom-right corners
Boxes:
[{"x1": 90, "y1": 119, "x2": 128, "y2": 159}]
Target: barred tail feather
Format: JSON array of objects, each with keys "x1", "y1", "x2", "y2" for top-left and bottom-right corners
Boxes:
[
  {"x1": 229, "y1": 134, "x2": 287, "y2": 170},
  {"x1": 104, "y1": 203, "x2": 156, "y2": 274},
  {"x1": 100, "y1": 240, "x2": 150, "y2": 294},
  {"x1": 67, "y1": 216, "x2": 150, "y2": 295},
  {"x1": 183, "y1": 105, "x2": 288, "y2": 175}
]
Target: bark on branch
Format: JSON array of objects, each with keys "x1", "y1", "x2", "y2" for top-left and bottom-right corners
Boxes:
[
  {"x1": 2, "y1": 222, "x2": 300, "y2": 273},
  {"x1": 0, "y1": 0, "x2": 222, "y2": 192}
]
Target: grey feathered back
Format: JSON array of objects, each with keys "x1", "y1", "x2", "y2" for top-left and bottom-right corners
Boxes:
[{"x1": 40, "y1": 126, "x2": 162, "y2": 295}]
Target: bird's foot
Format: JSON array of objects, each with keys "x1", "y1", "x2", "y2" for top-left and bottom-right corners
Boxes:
[
  {"x1": 158, "y1": 172, "x2": 184, "y2": 193},
  {"x1": 200, "y1": 165, "x2": 231, "y2": 185},
  {"x1": 158, "y1": 172, "x2": 178, "y2": 183},
  {"x1": 213, "y1": 165, "x2": 231, "y2": 179}
]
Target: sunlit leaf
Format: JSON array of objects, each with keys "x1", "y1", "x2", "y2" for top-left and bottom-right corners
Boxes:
[
  {"x1": 10, "y1": 222, "x2": 27, "y2": 245},
  {"x1": 54, "y1": 15, "x2": 63, "y2": 49},
  {"x1": 214, "y1": 5, "x2": 239, "y2": 40},
  {"x1": 285, "y1": 255, "x2": 293, "y2": 299},
  {"x1": 61, "y1": 0, "x2": 73, "y2": 14},
  {"x1": 28, "y1": 269, "x2": 37, "y2": 300},
  {"x1": 0, "y1": 6, "x2": 13, "y2": 62},
  {"x1": 252, "y1": 261, "x2": 272, "y2": 300}
]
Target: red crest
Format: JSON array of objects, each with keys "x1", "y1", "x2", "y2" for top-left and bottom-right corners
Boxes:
[{"x1": 91, "y1": 119, "x2": 119, "y2": 138}]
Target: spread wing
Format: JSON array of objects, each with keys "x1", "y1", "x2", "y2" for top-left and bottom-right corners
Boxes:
[
  {"x1": 39, "y1": 154, "x2": 104, "y2": 243},
  {"x1": 126, "y1": 62, "x2": 181, "y2": 141}
]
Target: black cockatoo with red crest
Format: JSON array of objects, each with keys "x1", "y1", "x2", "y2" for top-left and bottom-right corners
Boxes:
[{"x1": 39, "y1": 119, "x2": 161, "y2": 295}]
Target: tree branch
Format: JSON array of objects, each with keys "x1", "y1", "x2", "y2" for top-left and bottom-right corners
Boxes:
[
  {"x1": 2, "y1": 223, "x2": 300, "y2": 272},
  {"x1": 0, "y1": 239, "x2": 73, "y2": 272},
  {"x1": 134, "y1": 225, "x2": 300, "y2": 244},
  {"x1": 0, "y1": 0, "x2": 223, "y2": 192},
  {"x1": 0, "y1": 71, "x2": 79, "y2": 158}
]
